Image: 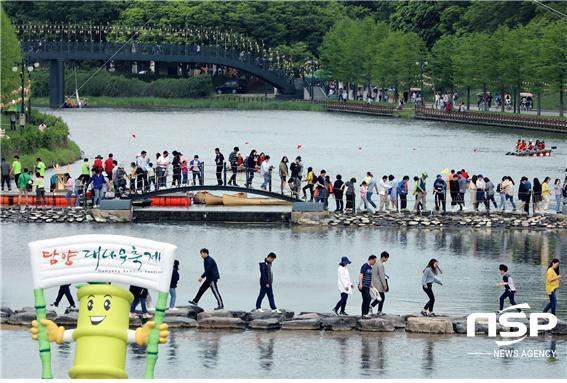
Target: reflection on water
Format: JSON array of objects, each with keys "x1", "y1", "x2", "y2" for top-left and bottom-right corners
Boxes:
[
  {"x1": 1, "y1": 224, "x2": 565, "y2": 317},
  {"x1": 1, "y1": 329, "x2": 565, "y2": 379}
]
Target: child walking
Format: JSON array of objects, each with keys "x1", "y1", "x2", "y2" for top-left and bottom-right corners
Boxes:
[
  {"x1": 333, "y1": 256, "x2": 353, "y2": 316},
  {"x1": 496, "y1": 264, "x2": 518, "y2": 313},
  {"x1": 421, "y1": 258, "x2": 443, "y2": 316}
]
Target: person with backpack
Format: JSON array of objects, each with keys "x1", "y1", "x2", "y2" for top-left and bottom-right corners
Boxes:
[
  {"x1": 421, "y1": 259, "x2": 443, "y2": 316},
  {"x1": 333, "y1": 256, "x2": 353, "y2": 316},
  {"x1": 397, "y1": 176, "x2": 409, "y2": 210},
  {"x1": 129, "y1": 285, "x2": 152, "y2": 319},
  {"x1": 370, "y1": 251, "x2": 389, "y2": 316},
  {"x1": 496, "y1": 264, "x2": 518, "y2": 313},
  {"x1": 433, "y1": 174, "x2": 446, "y2": 212}
]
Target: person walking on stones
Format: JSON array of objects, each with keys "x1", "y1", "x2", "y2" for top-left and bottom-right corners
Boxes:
[
  {"x1": 433, "y1": 174, "x2": 446, "y2": 212},
  {"x1": 255, "y1": 252, "x2": 281, "y2": 313},
  {"x1": 543, "y1": 259, "x2": 561, "y2": 316},
  {"x1": 414, "y1": 173, "x2": 427, "y2": 212},
  {"x1": 1, "y1": 158, "x2": 11, "y2": 191},
  {"x1": 333, "y1": 256, "x2": 353, "y2": 316},
  {"x1": 289, "y1": 156, "x2": 303, "y2": 198},
  {"x1": 421, "y1": 258, "x2": 443, "y2": 317},
  {"x1": 359, "y1": 255, "x2": 377, "y2": 319},
  {"x1": 188, "y1": 248, "x2": 224, "y2": 310},
  {"x1": 169, "y1": 260, "x2": 180, "y2": 311},
  {"x1": 228, "y1": 147, "x2": 239, "y2": 186},
  {"x1": 370, "y1": 251, "x2": 389, "y2": 316},
  {"x1": 496, "y1": 264, "x2": 518, "y2": 313},
  {"x1": 129, "y1": 285, "x2": 152, "y2": 319},
  {"x1": 214, "y1": 148, "x2": 225, "y2": 186},
  {"x1": 519, "y1": 176, "x2": 532, "y2": 214},
  {"x1": 333, "y1": 174, "x2": 345, "y2": 212},
  {"x1": 345, "y1": 177, "x2": 356, "y2": 213},
  {"x1": 50, "y1": 285, "x2": 75, "y2": 309},
  {"x1": 397, "y1": 176, "x2": 409, "y2": 210}
]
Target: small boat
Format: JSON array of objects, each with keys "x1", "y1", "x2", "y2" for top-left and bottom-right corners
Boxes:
[
  {"x1": 194, "y1": 191, "x2": 247, "y2": 205},
  {"x1": 222, "y1": 194, "x2": 291, "y2": 206},
  {"x1": 508, "y1": 149, "x2": 552, "y2": 157}
]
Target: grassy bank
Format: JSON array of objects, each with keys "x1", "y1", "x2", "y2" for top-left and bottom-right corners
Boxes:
[
  {"x1": 33, "y1": 96, "x2": 327, "y2": 112},
  {"x1": 1, "y1": 110, "x2": 82, "y2": 169}
]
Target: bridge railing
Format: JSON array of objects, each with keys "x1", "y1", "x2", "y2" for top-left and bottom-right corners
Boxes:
[{"x1": 119, "y1": 162, "x2": 299, "y2": 198}]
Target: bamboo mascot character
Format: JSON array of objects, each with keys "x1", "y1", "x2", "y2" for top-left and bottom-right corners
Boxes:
[
  {"x1": 31, "y1": 284, "x2": 169, "y2": 379},
  {"x1": 28, "y1": 235, "x2": 177, "y2": 379}
]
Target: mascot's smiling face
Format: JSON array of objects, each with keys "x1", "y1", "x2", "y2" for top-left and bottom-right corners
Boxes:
[
  {"x1": 76, "y1": 284, "x2": 134, "y2": 331},
  {"x1": 86, "y1": 294, "x2": 112, "y2": 326}
]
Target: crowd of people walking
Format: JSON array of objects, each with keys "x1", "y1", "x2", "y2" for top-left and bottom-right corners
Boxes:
[
  {"x1": 1, "y1": 151, "x2": 565, "y2": 216},
  {"x1": 50, "y1": 248, "x2": 562, "y2": 320}
]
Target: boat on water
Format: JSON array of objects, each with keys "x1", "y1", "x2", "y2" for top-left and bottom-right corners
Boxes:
[
  {"x1": 509, "y1": 149, "x2": 552, "y2": 157},
  {"x1": 222, "y1": 194, "x2": 292, "y2": 206}
]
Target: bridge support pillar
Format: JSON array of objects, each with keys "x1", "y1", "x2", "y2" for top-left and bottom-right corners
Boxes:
[{"x1": 49, "y1": 60, "x2": 65, "y2": 109}]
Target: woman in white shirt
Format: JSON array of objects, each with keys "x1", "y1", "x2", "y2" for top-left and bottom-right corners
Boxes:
[{"x1": 333, "y1": 256, "x2": 354, "y2": 316}]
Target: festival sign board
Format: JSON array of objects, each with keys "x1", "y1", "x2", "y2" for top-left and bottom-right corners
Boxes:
[{"x1": 28, "y1": 234, "x2": 177, "y2": 379}]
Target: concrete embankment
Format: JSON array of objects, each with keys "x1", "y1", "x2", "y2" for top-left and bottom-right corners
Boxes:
[
  {"x1": 293, "y1": 210, "x2": 566, "y2": 230},
  {"x1": 2, "y1": 306, "x2": 565, "y2": 336},
  {"x1": 1, "y1": 206, "x2": 565, "y2": 230}
]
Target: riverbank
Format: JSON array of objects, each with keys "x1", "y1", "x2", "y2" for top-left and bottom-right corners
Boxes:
[
  {"x1": 2, "y1": 305, "x2": 565, "y2": 335},
  {"x1": 34, "y1": 96, "x2": 326, "y2": 112}
]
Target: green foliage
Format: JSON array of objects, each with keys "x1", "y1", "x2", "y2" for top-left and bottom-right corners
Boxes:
[
  {"x1": 32, "y1": 71, "x2": 212, "y2": 98},
  {"x1": 1, "y1": 110, "x2": 81, "y2": 168},
  {"x1": 1, "y1": 6, "x2": 22, "y2": 105}
]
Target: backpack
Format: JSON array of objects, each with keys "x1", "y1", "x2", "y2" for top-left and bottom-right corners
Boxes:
[{"x1": 397, "y1": 180, "x2": 407, "y2": 195}]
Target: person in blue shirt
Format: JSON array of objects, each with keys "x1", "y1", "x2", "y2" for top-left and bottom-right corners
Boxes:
[
  {"x1": 433, "y1": 174, "x2": 447, "y2": 212},
  {"x1": 188, "y1": 248, "x2": 224, "y2": 310},
  {"x1": 358, "y1": 255, "x2": 377, "y2": 319},
  {"x1": 90, "y1": 168, "x2": 108, "y2": 208}
]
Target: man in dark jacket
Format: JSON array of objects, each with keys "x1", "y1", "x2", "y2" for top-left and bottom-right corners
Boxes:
[
  {"x1": 188, "y1": 248, "x2": 224, "y2": 310},
  {"x1": 228, "y1": 146, "x2": 239, "y2": 186},
  {"x1": 254, "y1": 252, "x2": 281, "y2": 313}
]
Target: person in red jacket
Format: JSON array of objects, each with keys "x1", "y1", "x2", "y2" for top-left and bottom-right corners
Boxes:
[{"x1": 104, "y1": 153, "x2": 115, "y2": 180}]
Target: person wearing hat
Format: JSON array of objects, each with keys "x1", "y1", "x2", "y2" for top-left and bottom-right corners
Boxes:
[
  {"x1": 414, "y1": 172, "x2": 428, "y2": 212},
  {"x1": 333, "y1": 256, "x2": 354, "y2": 316}
]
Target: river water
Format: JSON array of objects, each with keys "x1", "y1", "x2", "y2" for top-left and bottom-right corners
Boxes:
[{"x1": 2, "y1": 109, "x2": 567, "y2": 378}]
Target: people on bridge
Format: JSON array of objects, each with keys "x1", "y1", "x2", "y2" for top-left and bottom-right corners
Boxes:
[
  {"x1": 279, "y1": 156, "x2": 289, "y2": 195},
  {"x1": 333, "y1": 174, "x2": 345, "y2": 212},
  {"x1": 189, "y1": 155, "x2": 203, "y2": 186},
  {"x1": 188, "y1": 248, "x2": 224, "y2": 311},
  {"x1": 228, "y1": 147, "x2": 240, "y2": 186},
  {"x1": 245, "y1": 150, "x2": 257, "y2": 188},
  {"x1": 260, "y1": 155, "x2": 273, "y2": 190},
  {"x1": 302, "y1": 167, "x2": 314, "y2": 201},
  {"x1": 214, "y1": 148, "x2": 225, "y2": 186}
]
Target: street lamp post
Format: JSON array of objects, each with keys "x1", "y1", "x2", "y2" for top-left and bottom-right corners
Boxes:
[{"x1": 12, "y1": 60, "x2": 39, "y2": 124}]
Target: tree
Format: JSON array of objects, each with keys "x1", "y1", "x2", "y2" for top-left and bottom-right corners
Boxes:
[
  {"x1": 539, "y1": 21, "x2": 567, "y2": 117},
  {"x1": 429, "y1": 35, "x2": 457, "y2": 93},
  {"x1": 1, "y1": 6, "x2": 22, "y2": 108}
]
